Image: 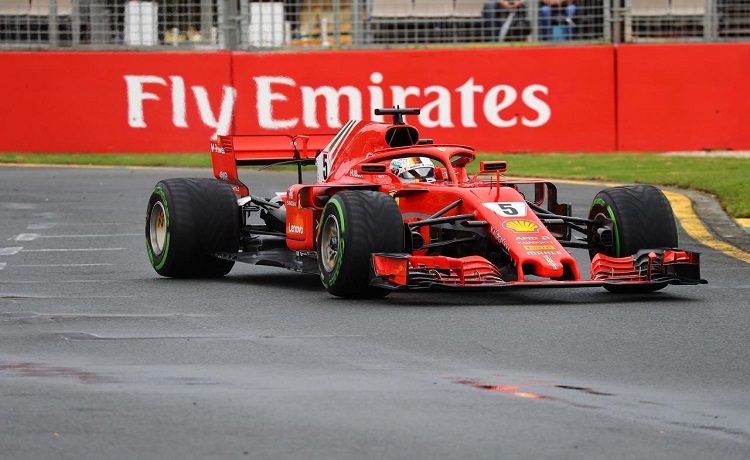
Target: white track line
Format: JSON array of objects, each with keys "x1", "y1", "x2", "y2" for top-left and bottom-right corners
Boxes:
[
  {"x1": 11, "y1": 233, "x2": 39, "y2": 241},
  {"x1": 11, "y1": 263, "x2": 114, "y2": 267},
  {"x1": 37, "y1": 234, "x2": 141, "y2": 238},
  {"x1": 22, "y1": 248, "x2": 127, "y2": 252},
  {"x1": 11, "y1": 233, "x2": 140, "y2": 241}
]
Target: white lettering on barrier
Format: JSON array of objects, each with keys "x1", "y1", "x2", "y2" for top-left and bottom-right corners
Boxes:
[
  {"x1": 302, "y1": 86, "x2": 362, "y2": 129},
  {"x1": 369, "y1": 72, "x2": 385, "y2": 122},
  {"x1": 170, "y1": 76, "x2": 187, "y2": 128},
  {"x1": 125, "y1": 75, "x2": 236, "y2": 139},
  {"x1": 125, "y1": 75, "x2": 166, "y2": 128},
  {"x1": 254, "y1": 72, "x2": 551, "y2": 130},
  {"x1": 522, "y1": 85, "x2": 551, "y2": 127},
  {"x1": 255, "y1": 76, "x2": 298, "y2": 129},
  {"x1": 193, "y1": 85, "x2": 237, "y2": 138},
  {"x1": 125, "y1": 72, "x2": 551, "y2": 136}
]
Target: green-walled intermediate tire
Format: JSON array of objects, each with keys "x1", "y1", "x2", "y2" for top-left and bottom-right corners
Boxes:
[
  {"x1": 317, "y1": 191, "x2": 404, "y2": 298},
  {"x1": 588, "y1": 184, "x2": 678, "y2": 293},
  {"x1": 145, "y1": 178, "x2": 240, "y2": 278}
]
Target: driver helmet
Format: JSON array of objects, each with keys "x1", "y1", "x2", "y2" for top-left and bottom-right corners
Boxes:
[{"x1": 390, "y1": 157, "x2": 435, "y2": 183}]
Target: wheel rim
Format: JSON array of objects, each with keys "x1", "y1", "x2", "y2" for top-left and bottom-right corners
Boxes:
[
  {"x1": 320, "y1": 214, "x2": 340, "y2": 273},
  {"x1": 149, "y1": 201, "x2": 168, "y2": 256}
]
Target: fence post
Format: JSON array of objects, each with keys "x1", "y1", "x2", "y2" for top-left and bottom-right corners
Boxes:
[
  {"x1": 223, "y1": 0, "x2": 239, "y2": 50},
  {"x1": 201, "y1": 0, "x2": 213, "y2": 44},
  {"x1": 49, "y1": 0, "x2": 59, "y2": 47},
  {"x1": 333, "y1": 0, "x2": 341, "y2": 46},
  {"x1": 705, "y1": 0, "x2": 717, "y2": 39},
  {"x1": 352, "y1": 0, "x2": 363, "y2": 46},
  {"x1": 71, "y1": 0, "x2": 80, "y2": 46},
  {"x1": 602, "y1": 0, "x2": 611, "y2": 42},
  {"x1": 617, "y1": 0, "x2": 627, "y2": 44},
  {"x1": 529, "y1": 0, "x2": 539, "y2": 42}
]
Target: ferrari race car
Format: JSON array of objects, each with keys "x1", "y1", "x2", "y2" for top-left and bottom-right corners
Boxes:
[{"x1": 145, "y1": 107, "x2": 706, "y2": 298}]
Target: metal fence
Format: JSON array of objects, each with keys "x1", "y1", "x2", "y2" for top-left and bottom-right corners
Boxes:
[{"x1": 1, "y1": 1, "x2": 749, "y2": 50}]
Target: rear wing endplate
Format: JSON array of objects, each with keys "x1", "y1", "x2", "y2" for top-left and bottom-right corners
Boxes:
[{"x1": 210, "y1": 134, "x2": 331, "y2": 196}]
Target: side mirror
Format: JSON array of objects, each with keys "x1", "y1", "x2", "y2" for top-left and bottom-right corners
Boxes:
[
  {"x1": 479, "y1": 161, "x2": 507, "y2": 174},
  {"x1": 360, "y1": 163, "x2": 387, "y2": 173}
]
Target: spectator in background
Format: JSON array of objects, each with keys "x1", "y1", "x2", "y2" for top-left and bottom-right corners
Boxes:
[
  {"x1": 482, "y1": 0, "x2": 531, "y2": 42},
  {"x1": 540, "y1": 0, "x2": 577, "y2": 41}
]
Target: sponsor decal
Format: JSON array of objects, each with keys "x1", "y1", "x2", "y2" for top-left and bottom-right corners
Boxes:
[
  {"x1": 210, "y1": 142, "x2": 225, "y2": 154},
  {"x1": 515, "y1": 235, "x2": 551, "y2": 241},
  {"x1": 503, "y1": 220, "x2": 539, "y2": 233},
  {"x1": 523, "y1": 245, "x2": 555, "y2": 250},
  {"x1": 285, "y1": 200, "x2": 297, "y2": 207},
  {"x1": 544, "y1": 255, "x2": 558, "y2": 270},
  {"x1": 252, "y1": 73, "x2": 551, "y2": 130},
  {"x1": 490, "y1": 227, "x2": 510, "y2": 250},
  {"x1": 288, "y1": 223, "x2": 304, "y2": 234},
  {"x1": 218, "y1": 171, "x2": 228, "y2": 180},
  {"x1": 349, "y1": 169, "x2": 363, "y2": 178},
  {"x1": 124, "y1": 73, "x2": 550, "y2": 142}
]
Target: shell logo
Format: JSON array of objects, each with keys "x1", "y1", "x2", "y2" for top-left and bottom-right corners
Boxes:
[{"x1": 502, "y1": 220, "x2": 540, "y2": 233}]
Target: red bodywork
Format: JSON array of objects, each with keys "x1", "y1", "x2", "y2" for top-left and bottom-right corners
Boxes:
[{"x1": 208, "y1": 113, "x2": 704, "y2": 291}]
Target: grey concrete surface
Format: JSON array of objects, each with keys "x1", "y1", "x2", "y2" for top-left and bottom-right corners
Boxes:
[{"x1": 1, "y1": 166, "x2": 748, "y2": 460}]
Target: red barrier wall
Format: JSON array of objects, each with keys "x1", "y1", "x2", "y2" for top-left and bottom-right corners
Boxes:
[
  {"x1": 230, "y1": 47, "x2": 616, "y2": 152},
  {"x1": 1, "y1": 52, "x2": 232, "y2": 152},
  {"x1": 616, "y1": 43, "x2": 750, "y2": 152},
  {"x1": 0, "y1": 44, "x2": 747, "y2": 153},
  {"x1": 0, "y1": 47, "x2": 615, "y2": 153}
]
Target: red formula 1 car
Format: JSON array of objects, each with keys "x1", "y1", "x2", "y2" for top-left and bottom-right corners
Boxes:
[{"x1": 145, "y1": 107, "x2": 706, "y2": 298}]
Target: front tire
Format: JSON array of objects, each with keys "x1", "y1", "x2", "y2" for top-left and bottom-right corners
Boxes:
[
  {"x1": 317, "y1": 191, "x2": 404, "y2": 298},
  {"x1": 146, "y1": 178, "x2": 240, "y2": 278},
  {"x1": 588, "y1": 184, "x2": 678, "y2": 293}
]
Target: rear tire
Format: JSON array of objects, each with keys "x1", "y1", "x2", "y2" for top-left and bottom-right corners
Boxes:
[
  {"x1": 146, "y1": 178, "x2": 240, "y2": 278},
  {"x1": 317, "y1": 191, "x2": 404, "y2": 298},
  {"x1": 588, "y1": 184, "x2": 678, "y2": 293}
]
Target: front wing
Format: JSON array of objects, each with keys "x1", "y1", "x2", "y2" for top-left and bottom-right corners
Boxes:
[{"x1": 370, "y1": 250, "x2": 706, "y2": 291}]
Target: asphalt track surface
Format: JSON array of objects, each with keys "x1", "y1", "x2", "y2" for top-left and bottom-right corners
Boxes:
[{"x1": 1, "y1": 166, "x2": 749, "y2": 460}]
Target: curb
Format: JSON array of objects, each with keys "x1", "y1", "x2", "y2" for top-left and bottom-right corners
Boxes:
[
  {"x1": 736, "y1": 218, "x2": 750, "y2": 234},
  {"x1": 664, "y1": 187, "x2": 750, "y2": 264},
  {"x1": 550, "y1": 178, "x2": 750, "y2": 265}
]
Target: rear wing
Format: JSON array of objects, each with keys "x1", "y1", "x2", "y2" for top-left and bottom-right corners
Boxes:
[{"x1": 210, "y1": 134, "x2": 332, "y2": 196}]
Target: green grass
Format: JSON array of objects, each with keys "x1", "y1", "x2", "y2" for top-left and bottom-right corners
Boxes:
[
  {"x1": 1, "y1": 152, "x2": 748, "y2": 218},
  {"x1": 0, "y1": 153, "x2": 210, "y2": 168}
]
